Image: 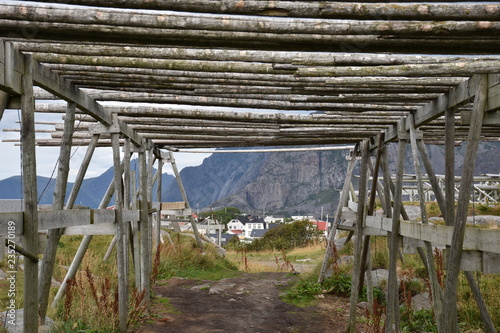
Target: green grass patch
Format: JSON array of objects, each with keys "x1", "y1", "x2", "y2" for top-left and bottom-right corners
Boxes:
[{"x1": 156, "y1": 297, "x2": 180, "y2": 314}]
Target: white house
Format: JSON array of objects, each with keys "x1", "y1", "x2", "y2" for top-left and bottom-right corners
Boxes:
[{"x1": 227, "y1": 218, "x2": 245, "y2": 231}]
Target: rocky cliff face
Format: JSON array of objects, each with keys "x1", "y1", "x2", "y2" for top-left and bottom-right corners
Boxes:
[
  {"x1": 165, "y1": 148, "x2": 350, "y2": 216},
  {"x1": 164, "y1": 142, "x2": 500, "y2": 216}
]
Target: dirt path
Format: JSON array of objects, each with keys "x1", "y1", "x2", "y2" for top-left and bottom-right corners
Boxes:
[{"x1": 136, "y1": 272, "x2": 369, "y2": 333}]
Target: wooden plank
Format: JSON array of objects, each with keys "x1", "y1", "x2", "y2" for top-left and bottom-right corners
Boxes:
[
  {"x1": 0, "y1": 212, "x2": 23, "y2": 235},
  {"x1": 63, "y1": 222, "x2": 116, "y2": 235},
  {"x1": 38, "y1": 209, "x2": 138, "y2": 230},
  {"x1": 3, "y1": 41, "x2": 23, "y2": 95},
  {"x1": 461, "y1": 110, "x2": 500, "y2": 125},
  {"x1": 443, "y1": 250, "x2": 500, "y2": 274},
  {"x1": 384, "y1": 74, "x2": 498, "y2": 143},
  {"x1": 31, "y1": 59, "x2": 112, "y2": 125},
  {"x1": 38, "y1": 209, "x2": 92, "y2": 230}
]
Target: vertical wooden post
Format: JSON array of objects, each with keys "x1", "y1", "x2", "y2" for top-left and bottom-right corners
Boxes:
[
  {"x1": 385, "y1": 121, "x2": 407, "y2": 333},
  {"x1": 358, "y1": 135, "x2": 384, "y2": 297},
  {"x1": 169, "y1": 152, "x2": 204, "y2": 250},
  {"x1": 139, "y1": 144, "x2": 151, "y2": 307},
  {"x1": 318, "y1": 145, "x2": 358, "y2": 284},
  {"x1": 130, "y1": 168, "x2": 142, "y2": 289},
  {"x1": 21, "y1": 54, "x2": 38, "y2": 333},
  {"x1": 441, "y1": 74, "x2": 489, "y2": 333},
  {"x1": 408, "y1": 113, "x2": 444, "y2": 327},
  {"x1": 348, "y1": 140, "x2": 369, "y2": 333},
  {"x1": 111, "y1": 114, "x2": 128, "y2": 332},
  {"x1": 445, "y1": 108, "x2": 456, "y2": 227},
  {"x1": 381, "y1": 147, "x2": 393, "y2": 219},
  {"x1": 38, "y1": 102, "x2": 75, "y2": 324},
  {"x1": 156, "y1": 156, "x2": 164, "y2": 247}
]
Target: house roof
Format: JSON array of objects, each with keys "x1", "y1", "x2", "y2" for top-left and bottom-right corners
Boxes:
[
  {"x1": 250, "y1": 229, "x2": 267, "y2": 238},
  {"x1": 312, "y1": 221, "x2": 328, "y2": 232}
]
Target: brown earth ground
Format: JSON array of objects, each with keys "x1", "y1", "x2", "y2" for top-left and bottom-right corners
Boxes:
[{"x1": 135, "y1": 272, "x2": 370, "y2": 333}]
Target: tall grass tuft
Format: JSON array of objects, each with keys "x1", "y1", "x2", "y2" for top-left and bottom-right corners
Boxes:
[
  {"x1": 157, "y1": 233, "x2": 238, "y2": 280},
  {"x1": 56, "y1": 266, "x2": 146, "y2": 332}
]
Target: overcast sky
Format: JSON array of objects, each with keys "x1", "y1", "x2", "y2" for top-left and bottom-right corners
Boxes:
[{"x1": 0, "y1": 108, "x2": 212, "y2": 182}]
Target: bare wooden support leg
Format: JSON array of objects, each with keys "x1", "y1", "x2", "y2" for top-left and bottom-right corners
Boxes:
[
  {"x1": 156, "y1": 157, "x2": 164, "y2": 248},
  {"x1": 111, "y1": 114, "x2": 128, "y2": 332},
  {"x1": 130, "y1": 169, "x2": 142, "y2": 289},
  {"x1": 38, "y1": 102, "x2": 75, "y2": 324},
  {"x1": 318, "y1": 145, "x2": 358, "y2": 284},
  {"x1": 385, "y1": 123, "x2": 407, "y2": 333},
  {"x1": 103, "y1": 235, "x2": 118, "y2": 261},
  {"x1": 139, "y1": 146, "x2": 151, "y2": 307},
  {"x1": 408, "y1": 114, "x2": 444, "y2": 327},
  {"x1": 444, "y1": 108, "x2": 456, "y2": 227},
  {"x1": 440, "y1": 74, "x2": 488, "y2": 333},
  {"x1": 348, "y1": 140, "x2": 369, "y2": 333},
  {"x1": 359, "y1": 135, "x2": 384, "y2": 296},
  {"x1": 21, "y1": 55, "x2": 38, "y2": 333},
  {"x1": 464, "y1": 272, "x2": 497, "y2": 333}
]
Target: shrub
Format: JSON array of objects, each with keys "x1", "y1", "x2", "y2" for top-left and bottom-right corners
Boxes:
[{"x1": 245, "y1": 220, "x2": 323, "y2": 251}]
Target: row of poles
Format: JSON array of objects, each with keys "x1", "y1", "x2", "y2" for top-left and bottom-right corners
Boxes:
[{"x1": 319, "y1": 74, "x2": 496, "y2": 333}]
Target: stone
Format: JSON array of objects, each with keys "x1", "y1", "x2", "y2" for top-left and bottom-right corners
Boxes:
[
  {"x1": 357, "y1": 301, "x2": 369, "y2": 310},
  {"x1": 209, "y1": 282, "x2": 236, "y2": 294},
  {"x1": 411, "y1": 292, "x2": 432, "y2": 311},
  {"x1": 371, "y1": 269, "x2": 389, "y2": 289}
]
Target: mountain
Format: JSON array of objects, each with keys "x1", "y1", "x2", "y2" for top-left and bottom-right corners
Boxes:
[
  {"x1": 164, "y1": 148, "x2": 350, "y2": 217},
  {"x1": 2, "y1": 143, "x2": 498, "y2": 214},
  {"x1": 165, "y1": 142, "x2": 500, "y2": 217},
  {"x1": 0, "y1": 160, "x2": 175, "y2": 208}
]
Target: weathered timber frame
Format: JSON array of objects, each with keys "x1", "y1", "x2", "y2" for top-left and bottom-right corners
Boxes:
[{"x1": 0, "y1": 1, "x2": 499, "y2": 332}]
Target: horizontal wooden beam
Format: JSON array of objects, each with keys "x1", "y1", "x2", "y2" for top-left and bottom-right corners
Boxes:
[
  {"x1": 38, "y1": 209, "x2": 139, "y2": 230},
  {"x1": 444, "y1": 249, "x2": 500, "y2": 274},
  {"x1": 20, "y1": 1, "x2": 500, "y2": 21},
  {"x1": 0, "y1": 212, "x2": 23, "y2": 235},
  {"x1": 2, "y1": 2, "x2": 499, "y2": 37},
  {"x1": 365, "y1": 215, "x2": 500, "y2": 254},
  {"x1": 63, "y1": 222, "x2": 116, "y2": 235}
]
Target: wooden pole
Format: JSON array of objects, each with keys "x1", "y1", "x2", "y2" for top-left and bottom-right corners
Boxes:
[
  {"x1": 348, "y1": 140, "x2": 369, "y2": 333},
  {"x1": 444, "y1": 108, "x2": 456, "y2": 227},
  {"x1": 21, "y1": 54, "x2": 39, "y2": 333},
  {"x1": 385, "y1": 121, "x2": 407, "y2": 333},
  {"x1": 38, "y1": 102, "x2": 75, "y2": 324},
  {"x1": 156, "y1": 156, "x2": 163, "y2": 247},
  {"x1": 408, "y1": 113, "x2": 444, "y2": 328},
  {"x1": 440, "y1": 74, "x2": 488, "y2": 333},
  {"x1": 358, "y1": 135, "x2": 384, "y2": 297},
  {"x1": 318, "y1": 145, "x2": 358, "y2": 284},
  {"x1": 139, "y1": 144, "x2": 151, "y2": 307},
  {"x1": 111, "y1": 114, "x2": 128, "y2": 332}
]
